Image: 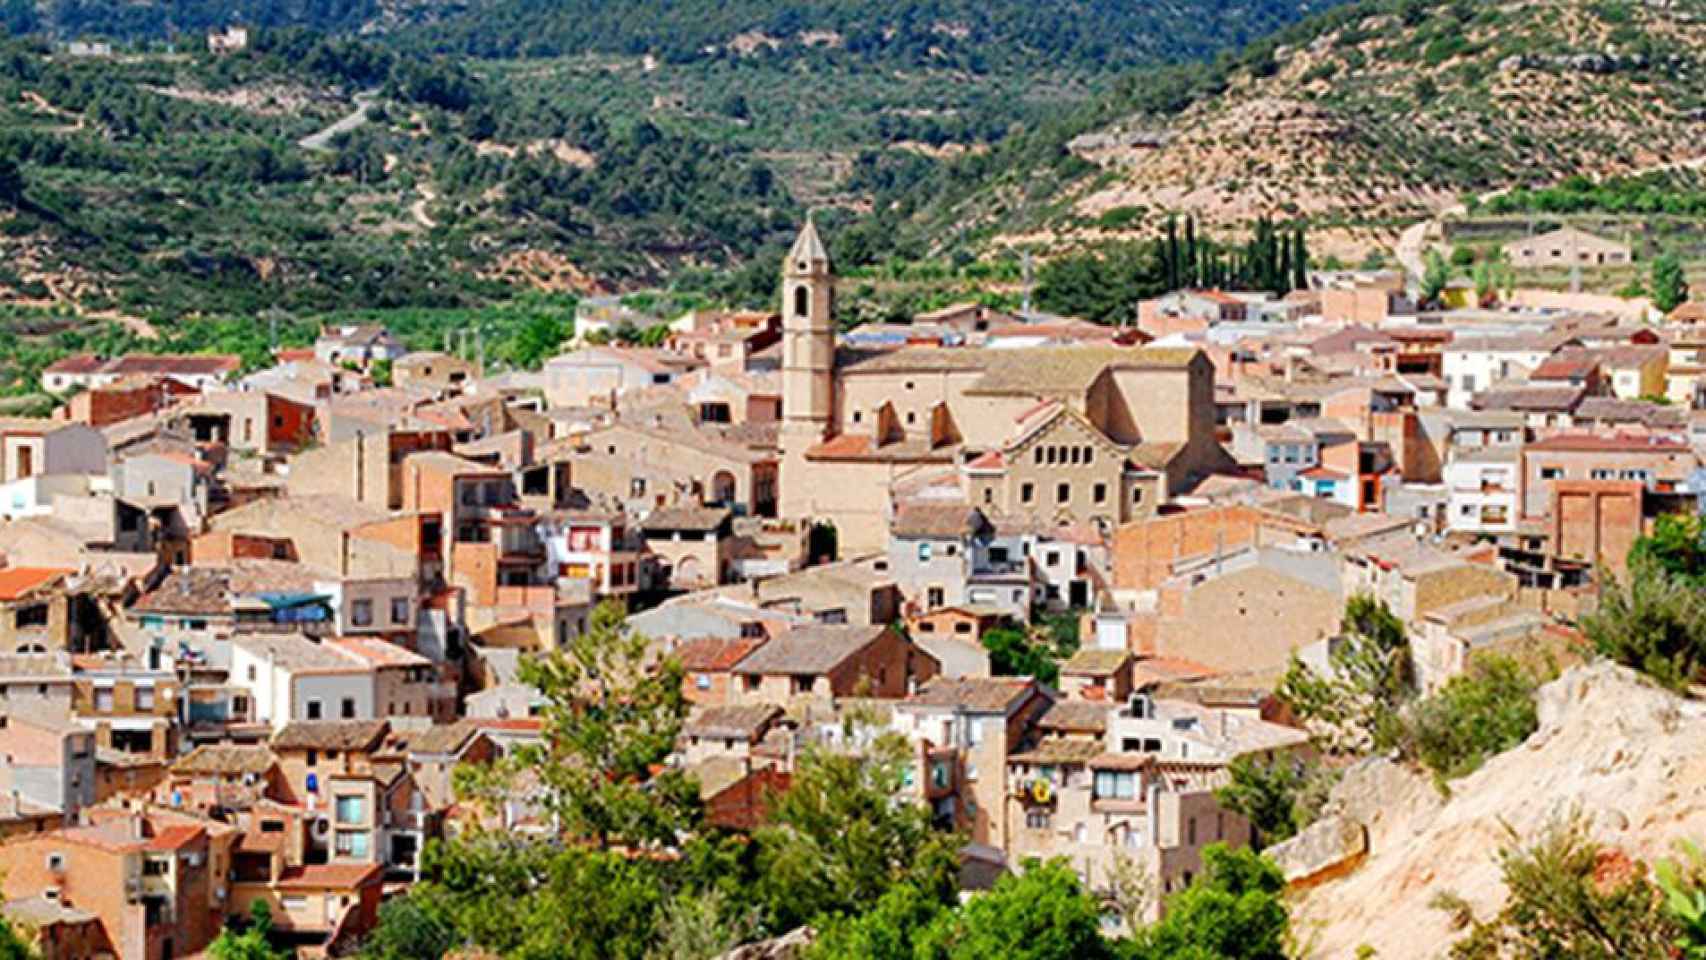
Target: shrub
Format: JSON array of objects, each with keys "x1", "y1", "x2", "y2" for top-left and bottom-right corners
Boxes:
[{"x1": 1408, "y1": 655, "x2": 1542, "y2": 782}]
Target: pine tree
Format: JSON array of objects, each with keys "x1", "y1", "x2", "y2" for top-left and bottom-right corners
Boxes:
[{"x1": 1652, "y1": 252, "x2": 1689, "y2": 314}]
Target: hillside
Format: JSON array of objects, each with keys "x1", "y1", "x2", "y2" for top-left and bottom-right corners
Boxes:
[
  {"x1": 12, "y1": 0, "x2": 1350, "y2": 74},
  {"x1": 1282, "y1": 662, "x2": 1706, "y2": 958},
  {"x1": 889, "y1": 0, "x2": 1706, "y2": 261}
]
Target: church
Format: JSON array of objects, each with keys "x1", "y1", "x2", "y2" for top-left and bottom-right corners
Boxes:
[{"x1": 777, "y1": 221, "x2": 1234, "y2": 554}]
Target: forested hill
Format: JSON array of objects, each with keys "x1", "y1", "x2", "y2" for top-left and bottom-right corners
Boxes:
[
  {"x1": 866, "y1": 0, "x2": 1706, "y2": 262},
  {"x1": 397, "y1": 0, "x2": 1347, "y2": 70},
  {"x1": 12, "y1": 0, "x2": 1350, "y2": 72}
]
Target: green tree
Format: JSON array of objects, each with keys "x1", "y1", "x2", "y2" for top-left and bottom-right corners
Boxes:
[
  {"x1": 1582, "y1": 547, "x2": 1706, "y2": 692},
  {"x1": 1215, "y1": 754, "x2": 1337, "y2": 849},
  {"x1": 459, "y1": 599, "x2": 697, "y2": 849},
  {"x1": 755, "y1": 721, "x2": 959, "y2": 932},
  {"x1": 924, "y1": 860, "x2": 1113, "y2": 960},
  {"x1": 506, "y1": 310, "x2": 570, "y2": 369},
  {"x1": 368, "y1": 357, "x2": 393, "y2": 387},
  {"x1": 361, "y1": 893, "x2": 458, "y2": 960},
  {"x1": 1652, "y1": 252, "x2": 1690, "y2": 314},
  {"x1": 0, "y1": 915, "x2": 36, "y2": 960},
  {"x1": 1131, "y1": 845, "x2": 1289, "y2": 960},
  {"x1": 1657, "y1": 840, "x2": 1706, "y2": 960},
  {"x1": 210, "y1": 901, "x2": 287, "y2": 960},
  {"x1": 1408, "y1": 654, "x2": 1541, "y2": 781},
  {"x1": 1277, "y1": 595, "x2": 1414, "y2": 754},
  {"x1": 810, "y1": 881, "x2": 946, "y2": 960},
  {"x1": 0, "y1": 151, "x2": 23, "y2": 209},
  {"x1": 1446, "y1": 814, "x2": 1675, "y2": 959},
  {"x1": 982, "y1": 626, "x2": 1059, "y2": 686},
  {"x1": 1420, "y1": 248, "x2": 1450, "y2": 306}
]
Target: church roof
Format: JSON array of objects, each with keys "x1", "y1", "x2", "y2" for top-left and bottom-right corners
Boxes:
[{"x1": 788, "y1": 219, "x2": 830, "y2": 270}]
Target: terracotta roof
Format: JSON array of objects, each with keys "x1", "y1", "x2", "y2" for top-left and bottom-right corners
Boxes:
[
  {"x1": 145, "y1": 824, "x2": 205, "y2": 851},
  {"x1": 133, "y1": 568, "x2": 233, "y2": 615},
  {"x1": 733, "y1": 624, "x2": 889, "y2": 676},
  {"x1": 964, "y1": 450, "x2": 1005, "y2": 471},
  {"x1": 674, "y1": 636, "x2": 765, "y2": 672},
  {"x1": 1129, "y1": 442, "x2": 1186, "y2": 471},
  {"x1": 685, "y1": 704, "x2": 783, "y2": 741},
  {"x1": 1131, "y1": 656, "x2": 1221, "y2": 686},
  {"x1": 395, "y1": 720, "x2": 480, "y2": 756},
  {"x1": 1035, "y1": 699, "x2": 1113, "y2": 733},
  {"x1": 891, "y1": 503, "x2": 984, "y2": 540},
  {"x1": 274, "y1": 863, "x2": 382, "y2": 890},
  {"x1": 271, "y1": 720, "x2": 389, "y2": 753},
  {"x1": 1010, "y1": 739, "x2": 1105, "y2": 765},
  {"x1": 327, "y1": 637, "x2": 432, "y2": 670},
  {"x1": 105, "y1": 354, "x2": 241, "y2": 376},
  {"x1": 1527, "y1": 433, "x2": 1691, "y2": 453},
  {"x1": 1670, "y1": 301, "x2": 1706, "y2": 324},
  {"x1": 172, "y1": 745, "x2": 279, "y2": 777},
  {"x1": 235, "y1": 830, "x2": 288, "y2": 856},
  {"x1": 0, "y1": 567, "x2": 72, "y2": 601},
  {"x1": 1061, "y1": 648, "x2": 1131, "y2": 676},
  {"x1": 904, "y1": 676, "x2": 1035, "y2": 713},
  {"x1": 43, "y1": 353, "x2": 106, "y2": 374}
]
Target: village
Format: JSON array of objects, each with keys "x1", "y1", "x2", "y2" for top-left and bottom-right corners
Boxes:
[{"x1": 0, "y1": 217, "x2": 1701, "y2": 958}]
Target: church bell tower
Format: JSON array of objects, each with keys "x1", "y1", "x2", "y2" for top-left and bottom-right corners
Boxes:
[{"x1": 779, "y1": 218, "x2": 835, "y2": 520}]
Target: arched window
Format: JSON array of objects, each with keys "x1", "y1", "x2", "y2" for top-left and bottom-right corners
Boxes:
[{"x1": 793, "y1": 286, "x2": 809, "y2": 318}]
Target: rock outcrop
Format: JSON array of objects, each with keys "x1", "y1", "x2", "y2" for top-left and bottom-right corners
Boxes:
[{"x1": 1291, "y1": 662, "x2": 1706, "y2": 958}]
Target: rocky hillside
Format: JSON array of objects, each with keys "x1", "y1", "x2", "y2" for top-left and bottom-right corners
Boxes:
[
  {"x1": 1275, "y1": 662, "x2": 1706, "y2": 958},
  {"x1": 906, "y1": 0, "x2": 1706, "y2": 258}
]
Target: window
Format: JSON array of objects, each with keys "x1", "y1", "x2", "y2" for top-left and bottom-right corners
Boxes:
[
  {"x1": 390, "y1": 598, "x2": 410, "y2": 624},
  {"x1": 1589, "y1": 468, "x2": 1615, "y2": 480},
  {"x1": 351, "y1": 599, "x2": 373, "y2": 627},
  {"x1": 340, "y1": 697, "x2": 356, "y2": 719},
  {"x1": 1132, "y1": 488, "x2": 1145, "y2": 504},
  {"x1": 335, "y1": 795, "x2": 366, "y2": 824},
  {"x1": 281, "y1": 896, "x2": 308, "y2": 912},
  {"x1": 917, "y1": 542, "x2": 933, "y2": 562},
  {"x1": 1540, "y1": 466, "x2": 1563, "y2": 480},
  {"x1": 1056, "y1": 482, "x2": 1071, "y2": 503},
  {"x1": 46, "y1": 853, "x2": 64, "y2": 873},
  {"x1": 136, "y1": 686, "x2": 155, "y2": 711},
  {"x1": 1093, "y1": 483, "x2": 1107, "y2": 504},
  {"x1": 142, "y1": 858, "x2": 169, "y2": 877},
  {"x1": 694, "y1": 674, "x2": 711, "y2": 690},
  {"x1": 1025, "y1": 811, "x2": 1052, "y2": 830},
  {"x1": 335, "y1": 831, "x2": 370, "y2": 858},
  {"x1": 94, "y1": 687, "x2": 114, "y2": 712},
  {"x1": 14, "y1": 604, "x2": 47, "y2": 629},
  {"x1": 927, "y1": 587, "x2": 944, "y2": 608},
  {"x1": 1020, "y1": 483, "x2": 1034, "y2": 504},
  {"x1": 1094, "y1": 770, "x2": 1136, "y2": 800},
  {"x1": 306, "y1": 700, "x2": 322, "y2": 720}
]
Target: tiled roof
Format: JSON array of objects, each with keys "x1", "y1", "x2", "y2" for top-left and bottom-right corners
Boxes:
[
  {"x1": 1527, "y1": 432, "x2": 1691, "y2": 453},
  {"x1": 328, "y1": 637, "x2": 432, "y2": 670},
  {"x1": 233, "y1": 634, "x2": 365, "y2": 675},
  {"x1": 674, "y1": 636, "x2": 765, "y2": 672},
  {"x1": 395, "y1": 719, "x2": 480, "y2": 756},
  {"x1": 271, "y1": 719, "x2": 389, "y2": 752},
  {"x1": 1010, "y1": 739, "x2": 1105, "y2": 765},
  {"x1": 274, "y1": 863, "x2": 383, "y2": 890},
  {"x1": 685, "y1": 704, "x2": 782, "y2": 740},
  {"x1": 133, "y1": 568, "x2": 233, "y2": 615},
  {"x1": 105, "y1": 354, "x2": 241, "y2": 376},
  {"x1": 43, "y1": 353, "x2": 107, "y2": 374},
  {"x1": 904, "y1": 676, "x2": 1034, "y2": 713},
  {"x1": 732, "y1": 624, "x2": 888, "y2": 675},
  {"x1": 0, "y1": 566, "x2": 72, "y2": 601},
  {"x1": 145, "y1": 824, "x2": 205, "y2": 851},
  {"x1": 1061, "y1": 648, "x2": 1131, "y2": 676},
  {"x1": 172, "y1": 745, "x2": 279, "y2": 777},
  {"x1": 1035, "y1": 699, "x2": 1113, "y2": 733},
  {"x1": 891, "y1": 503, "x2": 983, "y2": 540}
]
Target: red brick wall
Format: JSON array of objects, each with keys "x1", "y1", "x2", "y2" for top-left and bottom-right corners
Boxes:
[{"x1": 1111, "y1": 506, "x2": 1265, "y2": 592}]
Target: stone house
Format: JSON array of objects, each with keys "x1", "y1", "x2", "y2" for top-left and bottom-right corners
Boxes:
[
  {"x1": 1502, "y1": 227, "x2": 1631, "y2": 269},
  {"x1": 729, "y1": 623, "x2": 937, "y2": 705}
]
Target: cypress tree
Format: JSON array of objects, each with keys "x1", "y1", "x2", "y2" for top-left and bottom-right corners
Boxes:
[
  {"x1": 1164, "y1": 216, "x2": 1180, "y2": 291},
  {"x1": 1184, "y1": 216, "x2": 1199, "y2": 287},
  {"x1": 1292, "y1": 228, "x2": 1310, "y2": 291}
]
